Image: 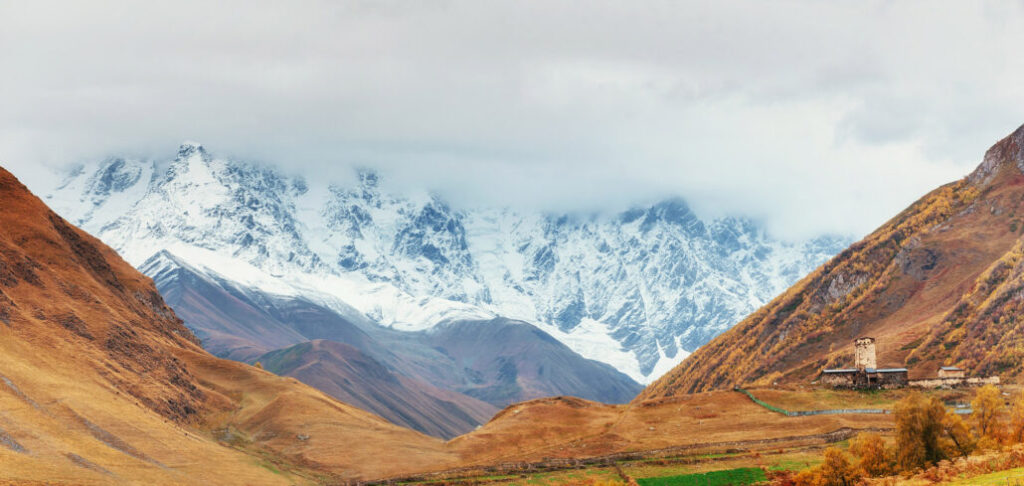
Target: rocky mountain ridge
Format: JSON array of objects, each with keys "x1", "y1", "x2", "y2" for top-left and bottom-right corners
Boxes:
[{"x1": 42, "y1": 144, "x2": 846, "y2": 381}]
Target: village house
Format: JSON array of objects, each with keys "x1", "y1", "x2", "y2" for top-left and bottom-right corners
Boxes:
[
  {"x1": 937, "y1": 366, "x2": 965, "y2": 378},
  {"x1": 819, "y1": 338, "x2": 999, "y2": 389},
  {"x1": 819, "y1": 337, "x2": 908, "y2": 389}
]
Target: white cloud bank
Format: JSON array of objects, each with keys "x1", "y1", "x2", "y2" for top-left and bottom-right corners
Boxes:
[{"x1": 1, "y1": 0, "x2": 1023, "y2": 239}]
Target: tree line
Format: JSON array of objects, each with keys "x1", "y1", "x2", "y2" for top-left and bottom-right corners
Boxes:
[{"x1": 779, "y1": 385, "x2": 1024, "y2": 485}]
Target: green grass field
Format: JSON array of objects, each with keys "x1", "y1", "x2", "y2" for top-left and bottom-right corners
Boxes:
[
  {"x1": 746, "y1": 387, "x2": 971, "y2": 413},
  {"x1": 947, "y1": 467, "x2": 1024, "y2": 485},
  {"x1": 635, "y1": 467, "x2": 766, "y2": 486},
  {"x1": 520, "y1": 468, "x2": 625, "y2": 485}
]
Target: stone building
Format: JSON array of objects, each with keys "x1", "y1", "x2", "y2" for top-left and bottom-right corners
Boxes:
[
  {"x1": 909, "y1": 365, "x2": 998, "y2": 388},
  {"x1": 820, "y1": 338, "x2": 998, "y2": 389},
  {"x1": 854, "y1": 337, "x2": 877, "y2": 369},
  {"x1": 820, "y1": 368, "x2": 858, "y2": 387},
  {"x1": 820, "y1": 337, "x2": 908, "y2": 389},
  {"x1": 937, "y1": 366, "x2": 965, "y2": 378}
]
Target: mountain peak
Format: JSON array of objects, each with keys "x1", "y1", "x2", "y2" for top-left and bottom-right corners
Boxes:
[
  {"x1": 140, "y1": 249, "x2": 194, "y2": 274},
  {"x1": 176, "y1": 141, "x2": 208, "y2": 161},
  {"x1": 357, "y1": 167, "x2": 381, "y2": 188},
  {"x1": 969, "y1": 123, "x2": 1024, "y2": 185},
  {"x1": 0, "y1": 166, "x2": 27, "y2": 194}
]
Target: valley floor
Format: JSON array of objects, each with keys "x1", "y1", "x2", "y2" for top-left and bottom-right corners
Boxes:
[
  {"x1": 378, "y1": 386, "x2": 1022, "y2": 486},
  {"x1": 0, "y1": 377, "x2": 895, "y2": 484}
]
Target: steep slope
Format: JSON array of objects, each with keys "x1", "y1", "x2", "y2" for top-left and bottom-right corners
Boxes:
[
  {"x1": 642, "y1": 123, "x2": 1024, "y2": 398},
  {"x1": 42, "y1": 147, "x2": 845, "y2": 381},
  {"x1": 257, "y1": 340, "x2": 497, "y2": 439},
  {"x1": 0, "y1": 167, "x2": 207, "y2": 423},
  {"x1": 140, "y1": 250, "x2": 374, "y2": 362},
  {"x1": 0, "y1": 166, "x2": 458, "y2": 483}
]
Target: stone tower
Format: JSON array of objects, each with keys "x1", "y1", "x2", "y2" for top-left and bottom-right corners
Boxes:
[{"x1": 854, "y1": 337, "x2": 877, "y2": 370}]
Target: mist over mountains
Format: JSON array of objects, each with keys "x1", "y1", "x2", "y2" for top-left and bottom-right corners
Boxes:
[
  {"x1": 5, "y1": 2, "x2": 1024, "y2": 483},
  {"x1": 37, "y1": 143, "x2": 845, "y2": 384}
]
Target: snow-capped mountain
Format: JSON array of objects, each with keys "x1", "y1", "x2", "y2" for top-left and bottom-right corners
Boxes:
[{"x1": 42, "y1": 143, "x2": 846, "y2": 382}]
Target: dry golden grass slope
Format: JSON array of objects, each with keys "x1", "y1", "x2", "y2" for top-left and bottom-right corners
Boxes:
[
  {"x1": 642, "y1": 123, "x2": 1024, "y2": 399},
  {"x1": 448, "y1": 391, "x2": 891, "y2": 469}
]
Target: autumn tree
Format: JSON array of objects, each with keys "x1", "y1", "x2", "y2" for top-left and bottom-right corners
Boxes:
[
  {"x1": 819, "y1": 447, "x2": 863, "y2": 486},
  {"x1": 849, "y1": 432, "x2": 893, "y2": 476},
  {"x1": 792, "y1": 468, "x2": 821, "y2": 486},
  {"x1": 941, "y1": 411, "x2": 975, "y2": 458},
  {"x1": 895, "y1": 392, "x2": 948, "y2": 470},
  {"x1": 793, "y1": 447, "x2": 863, "y2": 486},
  {"x1": 1011, "y1": 389, "x2": 1024, "y2": 444},
  {"x1": 971, "y1": 384, "x2": 1007, "y2": 445}
]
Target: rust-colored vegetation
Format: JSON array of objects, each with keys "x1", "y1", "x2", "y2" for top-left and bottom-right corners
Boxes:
[{"x1": 642, "y1": 124, "x2": 1024, "y2": 399}]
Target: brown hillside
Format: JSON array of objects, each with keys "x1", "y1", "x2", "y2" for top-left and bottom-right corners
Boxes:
[
  {"x1": 257, "y1": 339, "x2": 498, "y2": 439},
  {"x1": 412, "y1": 389, "x2": 893, "y2": 481},
  {"x1": 641, "y1": 123, "x2": 1024, "y2": 399},
  {"x1": 0, "y1": 167, "x2": 457, "y2": 483}
]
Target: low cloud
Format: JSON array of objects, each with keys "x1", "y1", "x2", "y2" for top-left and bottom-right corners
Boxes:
[{"x1": 1, "y1": 0, "x2": 1023, "y2": 239}]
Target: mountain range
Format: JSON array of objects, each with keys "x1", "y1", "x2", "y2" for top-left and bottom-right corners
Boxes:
[
  {"x1": 27, "y1": 145, "x2": 845, "y2": 438},
  {"x1": 41, "y1": 144, "x2": 844, "y2": 383},
  {"x1": 5, "y1": 123, "x2": 1024, "y2": 484}
]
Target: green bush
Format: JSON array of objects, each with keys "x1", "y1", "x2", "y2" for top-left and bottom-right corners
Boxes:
[{"x1": 636, "y1": 467, "x2": 766, "y2": 486}]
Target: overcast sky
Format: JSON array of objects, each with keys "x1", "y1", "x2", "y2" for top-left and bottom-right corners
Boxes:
[{"x1": 2, "y1": 1, "x2": 1023, "y2": 239}]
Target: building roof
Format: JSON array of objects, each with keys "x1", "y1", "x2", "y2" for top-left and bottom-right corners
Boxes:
[
  {"x1": 823, "y1": 368, "x2": 858, "y2": 373},
  {"x1": 874, "y1": 368, "x2": 908, "y2": 373},
  {"x1": 940, "y1": 366, "x2": 964, "y2": 371}
]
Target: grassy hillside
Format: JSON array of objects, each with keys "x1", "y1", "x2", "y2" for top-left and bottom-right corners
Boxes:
[
  {"x1": 0, "y1": 167, "x2": 455, "y2": 483},
  {"x1": 641, "y1": 124, "x2": 1024, "y2": 398}
]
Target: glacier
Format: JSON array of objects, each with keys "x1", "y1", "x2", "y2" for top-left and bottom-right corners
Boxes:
[{"x1": 40, "y1": 143, "x2": 846, "y2": 383}]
